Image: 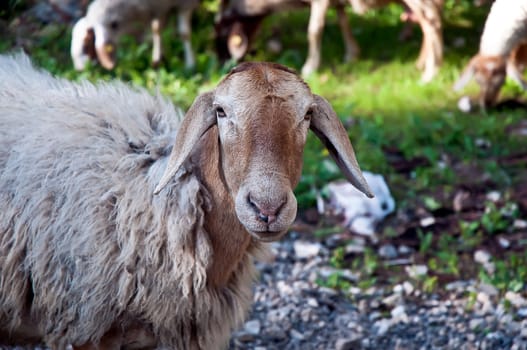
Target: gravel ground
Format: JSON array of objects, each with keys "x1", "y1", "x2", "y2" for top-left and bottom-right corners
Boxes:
[
  {"x1": 2, "y1": 232, "x2": 526, "y2": 350},
  {"x1": 229, "y1": 232, "x2": 527, "y2": 350}
]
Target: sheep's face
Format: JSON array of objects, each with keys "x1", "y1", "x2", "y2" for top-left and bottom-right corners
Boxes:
[
  {"x1": 472, "y1": 56, "x2": 507, "y2": 107},
  {"x1": 212, "y1": 63, "x2": 314, "y2": 241},
  {"x1": 85, "y1": 2, "x2": 143, "y2": 70},
  {"x1": 454, "y1": 55, "x2": 506, "y2": 108},
  {"x1": 155, "y1": 62, "x2": 373, "y2": 242}
]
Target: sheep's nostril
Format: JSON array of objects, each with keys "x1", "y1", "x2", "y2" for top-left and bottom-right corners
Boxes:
[
  {"x1": 258, "y1": 213, "x2": 269, "y2": 223},
  {"x1": 248, "y1": 193, "x2": 282, "y2": 225}
]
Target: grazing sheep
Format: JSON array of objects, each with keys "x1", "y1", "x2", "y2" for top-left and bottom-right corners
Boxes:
[
  {"x1": 71, "y1": 0, "x2": 199, "y2": 70},
  {"x1": 215, "y1": 0, "x2": 361, "y2": 77},
  {"x1": 215, "y1": 0, "x2": 443, "y2": 81},
  {"x1": 454, "y1": 0, "x2": 527, "y2": 108},
  {"x1": 0, "y1": 53, "x2": 372, "y2": 349}
]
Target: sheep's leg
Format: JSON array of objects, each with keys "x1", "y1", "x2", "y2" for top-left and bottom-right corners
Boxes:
[
  {"x1": 151, "y1": 17, "x2": 163, "y2": 67},
  {"x1": 404, "y1": 0, "x2": 443, "y2": 82},
  {"x1": 178, "y1": 8, "x2": 196, "y2": 70},
  {"x1": 335, "y1": 3, "x2": 360, "y2": 63},
  {"x1": 302, "y1": 0, "x2": 331, "y2": 76}
]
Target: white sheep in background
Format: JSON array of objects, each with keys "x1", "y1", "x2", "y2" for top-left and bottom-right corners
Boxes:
[
  {"x1": 0, "y1": 53, "x2": 372, "y2": 349},
  {"x1": 215, "y1": 0, "x2": 443, "y2": 82},
  {"x1": 71, "y1": 0, "x2": 199, "y2": 71},
  {"x1": 454, "y1": 0, "x2": 527, "y2": 108}
]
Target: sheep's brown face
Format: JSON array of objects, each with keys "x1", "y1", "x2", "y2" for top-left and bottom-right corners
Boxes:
[
  {"x1": 155, "y1": 62, "x2": 373, "y2": 243},
  {"x1": 212, "y1": 63, "x2": 313, "y2": 241},
  {"x1": 473, "y1": 57, "x2": 506, "y2": 107}
]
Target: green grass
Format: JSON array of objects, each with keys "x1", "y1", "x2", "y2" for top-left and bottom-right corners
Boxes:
[{"x1": 2, "y1": 0, "x2": 527, "y2": 295}]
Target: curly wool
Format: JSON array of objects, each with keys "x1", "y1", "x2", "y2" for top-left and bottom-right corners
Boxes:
[{"x1": 0, "y1": 53, "x2": 257, "y2": 349}]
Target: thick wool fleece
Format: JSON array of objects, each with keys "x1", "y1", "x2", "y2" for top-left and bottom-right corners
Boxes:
[{"x1": 0, "y1": 53, "x2": 257, "y2": 349}]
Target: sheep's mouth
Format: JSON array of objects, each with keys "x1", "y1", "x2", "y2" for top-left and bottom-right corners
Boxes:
[{"x1": 247, "y1": 229, "x2": 287, "y2": 242}]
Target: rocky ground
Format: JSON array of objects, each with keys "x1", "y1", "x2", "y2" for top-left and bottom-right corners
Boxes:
[{"x1": 229, "y1": 231, "x2": 527, "y2": 350}]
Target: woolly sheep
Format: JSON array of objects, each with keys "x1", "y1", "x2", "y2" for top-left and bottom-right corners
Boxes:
[
  {"x1": 71, "y1": 0, "x2": 198, "y2": 70},
  {"x1": 215, "y1": 0, "x2": 443, "y2": 81},
  {"x1": 0, "y1": 53, "x2": 372, "y2": 349},
  {"x1": 454, "y1": 0, "x2": 527, "y2": 108}
]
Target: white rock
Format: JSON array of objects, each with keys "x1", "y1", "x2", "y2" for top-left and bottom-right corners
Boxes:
[
  {"x1": 486, "y1": 191, "x2": 501, "y2": 202},
  {"x1": 457, "y1": 95, "x2": 472, "y2": 113},
  {"x1": 374, "y1": 318, "x2": 392, "y2": 336},
  {"x1": 307, "y1": 298, "x2": 319, "y2": 308},
  {"x1": 420, "y1": 217, "x2": 435, "y2": 227},
  {"x1": 498, "y1": 237, "x2": 510, "y2": 249},
  {"x1": 402, "y1": 281, "x2": 415, "y2": 295},
  {"x1": 505, "y1": 291, "x2": 527, "y2": 308},
  {"x1": 514, "y1": 219, "x2": 527, "y2": 229},
  {"x1": 474, "y1": 250, "x2": 492, "y2": 264},
  {"x1": 391, "y1": 305, "x2": 408, "y2": 323},
  {"x1": 244, "y1": 319, "x2": 261, "y2": 335},
  {"x1": 405, "y1": 265, "x2": 428, "y2": 279},
  {"x1": 293, "y1": 240, "x2": 321, "y2": 259}
]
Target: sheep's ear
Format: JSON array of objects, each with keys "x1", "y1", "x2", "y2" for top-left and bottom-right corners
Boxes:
[
  {"x1": 154, "y1": 91, "x2": 216, "y2": 194},
  {"x1": 310, "y1": 95, "x2": 374, "y2": 198},
  {"x1": 453, "y1": 60, "x2": 475, "y2": 91}
]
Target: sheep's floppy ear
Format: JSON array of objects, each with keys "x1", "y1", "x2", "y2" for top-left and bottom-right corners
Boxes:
[
  {"x1": 154, "y1": 91, "x2": 216, "y2": 194},
  {"x1": 453, "y1": 60, "x2": 475, "y2": 91},
  {"x1": 310, "y1": 95, "x2": 374, "y2": 198}
]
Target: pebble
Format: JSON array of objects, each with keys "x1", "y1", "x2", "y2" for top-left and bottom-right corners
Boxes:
[
  {"x1": 405, "y1": 264, "x2": 428, "y2": 279},
  {"x1": 293, "y1": 240, "x2": 322, "y2": 259},
  {"x1": 378, "y1": 244, "x2": 398, "y2": 259}
]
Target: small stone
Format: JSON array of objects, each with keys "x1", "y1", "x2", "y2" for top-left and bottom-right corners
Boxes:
[
  {"x1": 335, "y1": 336, "x2": 362, "y2": 350},
  {"x1": 235, "y1": 331, "x2": 255, "y2": 342},
  {"x1": 393, "y1": 284, "x2": 404, "y2": 294},
  {"x1": 402, "y1": 281, "x2": 414, "y2": 295},
  {"x1": 307, "y1": 297, "x2": 319, "y2": 308},
  {"x1": 391, "y1": 305, "x2": 408, "y2": 323},
  {"x1": 458, "y1": 96, "x2": 472, "y2": 113},
  {"x1": 398, "y1": 245, "x2": 414, "y2": 255},
  {"x1": 498, "y1": 237, "x2": 510, "y2": 249},
  {"x1": 505, "y1": 291, "x2": 527, "y2": 308},
  {"x1": 374, "y1": 318, "x2": 392, "y2": 336},
  {"x1": 378, "y1": 244, "x2": 398, "y2": 259},
  {"x1": 405, "y1": 264, "x2": 428, "y2": 279},
  {"x1": 290, "y1": 328, "x2": 305, "y2": 340},
  {"x1": 514, "y1": 219, "x2": 527, "y2": 229},
  {"x1": 474, "y1": 250, "x2": 492, "y2": 265},
  {"x1": 266, "y1": 328, "x2": 287, "y2": 341},
  {"x1": 420, "y1": 217, "x2": 435, "y2": 227},
  {"x1": 486, "y1": 191, "x2": 501, "y2": 202},
  {"x1": 244, "y1": 319, "x2": 261, "y2": 335},
  {"x1": 517, "y1": 307, "x2": 527, "y2": 318},
  {"x1": 293, "y1": 240, "x2": 322, "y2": 259},
  {"x1": 469, "y1": 318, "x2": 484, "y2": 330}
]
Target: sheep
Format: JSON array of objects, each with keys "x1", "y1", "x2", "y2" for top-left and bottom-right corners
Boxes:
[
  {"x1": 215, "y1": 0, "x2": 361, "y2": 77},
  {"x1": 215, "y1": 0, "x2": 443, "y2": 82},
  {"x1": 454, "y1": 0, "x2": 527, "y2": 109},
  {"x1": 71, "y1": 0, "x2": 199, "y2": 71},
  {"x1": 0, "y1": 53, "x2": 373, "y2": 349}
]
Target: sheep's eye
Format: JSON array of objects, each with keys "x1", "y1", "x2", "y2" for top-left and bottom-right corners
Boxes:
[
  {"x1": 216, "y1": 107, "x2": 227, "y2": 118},
  {"x1": 304, "y1": 109, "x2": 313, "y2": 121},
  {"x1": 110, "y1": 21, "x2": 119, "y2": 30}
]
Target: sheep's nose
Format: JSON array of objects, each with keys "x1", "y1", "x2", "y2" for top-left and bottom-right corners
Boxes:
[{"x1": 248, "y1": 194, "x2": 284, "y2": 224}]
